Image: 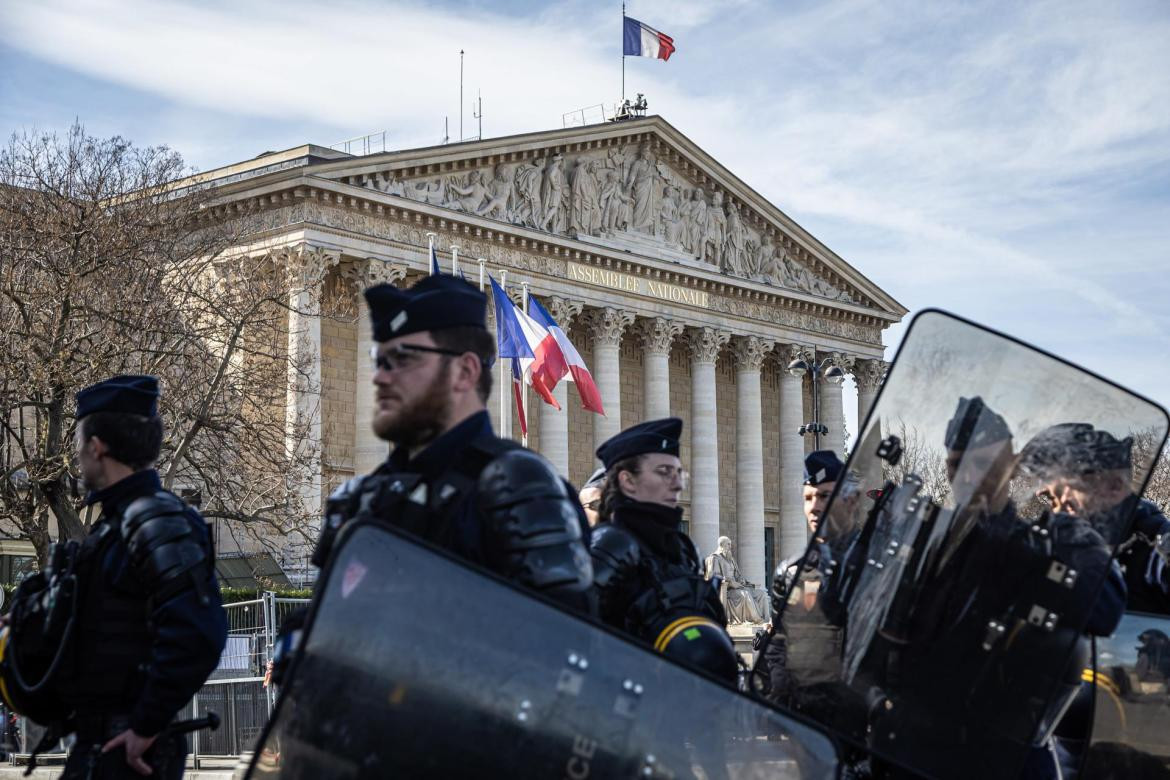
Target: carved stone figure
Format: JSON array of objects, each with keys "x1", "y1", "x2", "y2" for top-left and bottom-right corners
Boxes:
[
  {"x1": 687, "y1": 189, "x2": 708, "y2": 257},
  {"x1": 660, "y1": 186, "x2": 685, "y2": 247},
  {"x1": 480, "y1": 163, "x2": 513, "y2": 220},
  {"x1": 625, "y1": 143, "x2": 658, "y2": 234},
  {"x1": 569, "y1": 159, "x2": 601, "y2": 236},
  {"x1": 753, "y1": 233, "x2": 779, "y2": 282},
  {"x1": 600, "y1": 169, "x2": 632, "y2": 232},
  {"x1": 513, "y1": 159, "x2": 544, "y2": 229},
  {"x1": 540, "y1": 154, "x2": 568, "y2": 234},
  {"x1": 409, "y1": 178, "x2": 446, "y2": 206},
  {"x1": 702, "y1": 191, "x2": 727, "y2": 266},
  {"x1": 445, "y1": 170, "x2": 488, "y2": 213},
  {"x1": 704, "y1": 537, "x2": 770, "y2": 625},
  {"x1": 722, "y1": 201, "x2": 747, "y2": 275}
]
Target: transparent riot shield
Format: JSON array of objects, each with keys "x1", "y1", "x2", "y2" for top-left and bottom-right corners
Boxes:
[
  {"x1": 245, "y1": 520, "x2": 839, "y2": 779},
  {"x1": 770, "y1": 309, "x2": 1168, "y2": 780},
  {"x1": 1083, "y1": 611, "x2": 1170, "y2": 778}
]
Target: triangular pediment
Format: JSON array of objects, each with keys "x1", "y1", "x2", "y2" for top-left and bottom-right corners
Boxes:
[{"x1": 299, "y1": 117, "x2": 904, "y2": 317}]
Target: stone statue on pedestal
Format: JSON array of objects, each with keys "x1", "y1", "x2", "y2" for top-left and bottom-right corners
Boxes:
[{"x1": 704, "y1": 536, "x2": 771, "y2": 625}]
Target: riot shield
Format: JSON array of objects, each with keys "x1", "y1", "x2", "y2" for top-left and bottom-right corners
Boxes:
[
  {"x1": 245, "y1": 520, "x2": 839, "y2": 779},
  {"x1": 770, "y1": 309, "x2": 1168, "y2": 780}
]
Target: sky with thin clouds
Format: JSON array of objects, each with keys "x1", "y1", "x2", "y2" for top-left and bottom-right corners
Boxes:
[{"x1": 2, "y1": 0, "x2": 1169, "y2": 444}]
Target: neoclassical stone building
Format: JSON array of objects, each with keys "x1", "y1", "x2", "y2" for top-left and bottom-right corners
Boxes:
[{"x1": 202, "y1": 116, "x2": 905, "y2": 585}]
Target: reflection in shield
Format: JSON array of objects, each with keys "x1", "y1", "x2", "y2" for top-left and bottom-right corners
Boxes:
[{"x1": 764, "y1": 310, "x2": 1169, "y2": 780}]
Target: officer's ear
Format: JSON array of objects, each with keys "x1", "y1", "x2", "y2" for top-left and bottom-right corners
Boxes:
[{"x1": 450, "y1": 351, "x2": 482, "y2": 395}]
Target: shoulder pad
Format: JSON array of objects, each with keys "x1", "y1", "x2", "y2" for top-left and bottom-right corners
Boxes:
[
  {"x1": 477, "y1": 448, "x2": 592, "y2": 598},
  {"x1": 477, "y1": 448, "x2": 569, "y2": 507},
  {"x1": 122, "y1": 491, "x2": 210, "y2": 599},
  {"x1": 313, "y1": 475, "x2": 369, "y2": 569},
  {"x1": 590, "y1": 523, "x2": 641, "y2": 581}
]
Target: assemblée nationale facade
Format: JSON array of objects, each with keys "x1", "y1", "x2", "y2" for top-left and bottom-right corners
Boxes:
[{"x1": 202, "y1": 115, "x2": 905, "y2": 586}]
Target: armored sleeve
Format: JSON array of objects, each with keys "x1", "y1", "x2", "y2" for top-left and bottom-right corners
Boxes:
[
  {"x1": 121, "y1": 492, "x2": 228, "y2": 737},
  {"x1": 476, "y1": 449, "x2": 593, "y2": 604},
  {"x1": 589, "y1": 523, "x2": 642, "y2": 629},
  {"x1": 312, "y1": 476, "x2": 367, "y2": 569}
]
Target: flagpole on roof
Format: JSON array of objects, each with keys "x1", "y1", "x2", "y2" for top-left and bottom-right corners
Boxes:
[
  {"x1": 621, "y1": 1, "x2": 626, "y2": 101},
  {"x1": 451, "y1": 245, "x2": 460, "y2": 277},
  {"x1": 477, "y1": 258, "x2": 486, "y2": 292},
  {"x1": 426, "y1": 232, "x2": 437, "y2": 275}
]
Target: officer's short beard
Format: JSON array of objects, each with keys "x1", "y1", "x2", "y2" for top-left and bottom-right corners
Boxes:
[{"x1": 373, "y1": 359, "x2": 454, "y2": 449}]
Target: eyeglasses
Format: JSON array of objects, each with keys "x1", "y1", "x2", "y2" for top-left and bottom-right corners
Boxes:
[
  {"x1": 369, "y1": 344, "x2": 465, "y2": 373},
  {"x1": 651, "y1": 465, "x2": 689, "y2": 487},
  {"x1": 582, "y1": 500, "x2": 601, "y2": 511}
]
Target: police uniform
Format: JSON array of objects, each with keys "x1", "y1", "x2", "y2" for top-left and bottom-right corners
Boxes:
[
  {"x1": 62, "y1": 377, "x2": 228, "y2": 779},
  {"x1": 761, "y1": 451, "x2": 861, "y2": 728},
  {"x1": 313, "y1": 274, "x2": 593, "y2": 608},
  {"x1": 589, "y1": 418, "x2": 737, "y2": 681}
]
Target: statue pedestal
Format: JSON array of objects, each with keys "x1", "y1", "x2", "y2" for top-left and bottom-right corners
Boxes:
[{"x1": 578, "y1": 230, "x2": 712, "y2": 270}]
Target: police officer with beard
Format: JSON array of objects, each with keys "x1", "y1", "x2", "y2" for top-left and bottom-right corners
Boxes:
[
  {"x1": 313, "y1": 274, "x2": 592, "y2": 609},
  {"x1": 64, "y1": 376, "x2": 227, "y2": 778},
  {"x1": 589, "y1": 418, "x2": 738, "y2": 681}
]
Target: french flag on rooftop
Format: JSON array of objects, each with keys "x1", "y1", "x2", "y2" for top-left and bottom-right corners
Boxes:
[{"x1": 623, "y1": 16, "x2": 675, "y2": 61}]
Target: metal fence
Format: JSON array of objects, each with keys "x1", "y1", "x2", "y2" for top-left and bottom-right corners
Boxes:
[{"x1": 8, "y1": 591, "x2": 310, "y2": 766}]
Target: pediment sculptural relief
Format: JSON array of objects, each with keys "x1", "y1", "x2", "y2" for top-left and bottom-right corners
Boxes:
[{"x1": 359, "y1": 141, "x2": 855, "y2": 303}]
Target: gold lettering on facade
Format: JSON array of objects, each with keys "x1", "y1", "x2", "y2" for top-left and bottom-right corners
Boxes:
[{"x1": 568, "y1": 262, "x2": 709, "y2": 309}]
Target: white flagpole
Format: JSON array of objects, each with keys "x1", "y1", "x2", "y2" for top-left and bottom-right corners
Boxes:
[
  {"x1": 520, "y1": 280, "x2": 530, "y2": 448},
  {"x1": 499, "y1": 270, "x2": 510, "y2": 438},
  {"x1": 477, "y1": 258, "x2": 486, "y2": 292},
  {"x1": 451, "y1": 245, "x2": 460, "y2": 277},
  {"x1": 426, "y1": 232, "x2": 437, "y2": 274}
]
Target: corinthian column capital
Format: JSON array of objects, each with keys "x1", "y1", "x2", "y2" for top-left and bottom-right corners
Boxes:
[
  {"x1": 731, "y1": 336, "x2": 775, "y2": 373},
  {"x1": 582, "y1": 307, "x2": 635, "y2": 347},
  {"x1": 635, "y1": 317, "x2": 685, "y2": 356},
  {"x1": 544, "y1": 296, "x2": 584, "y2": 329},
  {"x1": 853, "y1": 358, "x2": 889, "y2": 394},
  {"x1": 685, "y1": 327, "x2": 730, "y2": 364}
]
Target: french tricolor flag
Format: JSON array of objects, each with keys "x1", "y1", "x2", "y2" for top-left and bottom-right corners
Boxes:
[
  {"x1": 527, "y1": 297, "x2": 605, "y2": 416},
  {"x1": 623, "y1": 16, "x2": 675, "y2": 61}
]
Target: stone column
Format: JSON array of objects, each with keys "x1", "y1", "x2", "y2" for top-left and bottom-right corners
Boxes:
[
  {"x1": 685, "y1": 326, "x2": 730, "y2": 559},
  {"x1": 348, "y1": 258, "x2": 407, "y2": 476},
  {"x1": 732, "y1": 336, "x2": 773, "y2": 586},
  {"x1": 538, "y1": 296, "x2": 582, "y2": 477},
  {"x1": 779, "y1": 344, "x2": 811, "y2": 561},
  {"x1": 283, "y1": 244, "x2": 339, "y2": 584},
  {"x1": 635, "y1": 317, "x2": 683, "y2": 420},
  {"x1": 819, "y1": 352, "x2": 854, "y2": 457},
  {"x1": 853, "y1": 359, "x2": 887, "y2": 435},
  {"x1": 851, "y1": 358, "x2": 888, "y2": 490},
  {"x1": 582, "y1": 307, "x2": 634, "y2": 452}
]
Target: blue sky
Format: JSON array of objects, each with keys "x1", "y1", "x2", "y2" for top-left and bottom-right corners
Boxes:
[{"x1": 2, "y1": 0, "x2": 1169, "y2": 440}]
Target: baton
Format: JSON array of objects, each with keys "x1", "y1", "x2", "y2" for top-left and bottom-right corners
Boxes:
[{"x1": 162, "y1": 711, "x2": 221, "y2": 737}]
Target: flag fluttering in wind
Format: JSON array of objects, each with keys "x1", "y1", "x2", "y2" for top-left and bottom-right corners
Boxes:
[
  {"x1": 623, "y1": 16, "x2": 675, "y2": 61},
  {"x1": 488, "y1": 276, "x2": 534, "y2": 435},
  {"x1": 527, "y1": 297, "x2": 605, "y2": 415},
  {"x1": 430, "y1": 244, "x2": 441, "y2": 275}
]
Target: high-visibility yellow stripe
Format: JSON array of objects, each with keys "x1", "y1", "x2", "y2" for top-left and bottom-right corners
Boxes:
[
  {"x1": 0, "y1": 628, "x2": 15, "y2": 711},
  {"x1": 653, "y1": 616, "x2": 719, "y2": 653},
  {"x1": 1082, "y1": 668, "x2": 1127, "y2": 731}
]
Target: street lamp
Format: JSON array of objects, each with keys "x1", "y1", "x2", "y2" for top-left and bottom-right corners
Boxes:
[{"x1": 787, "y1": 351, "x2": 845, "y2": 450}]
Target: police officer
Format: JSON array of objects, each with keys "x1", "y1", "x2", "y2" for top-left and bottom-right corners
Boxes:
[
  {"x1": 314, "y1": 273, "x2": 592, "y2": 607},
  {"x1": 761, "y1": 451, "x2": 864, "y2": 729},
  {"x1": 589, "y1": 418, "x2": 737, "y2": 681},
  {"x1": 64, "y1": 375, "x2": 228, "y2": 778},
  {"x1": 1021, "y1": 423, "x2": 1169, "y2": 615}
]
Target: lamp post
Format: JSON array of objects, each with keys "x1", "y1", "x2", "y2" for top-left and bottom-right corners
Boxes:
[{"x1": 786, "y1": 350, "x2": 845, "y2": 450}]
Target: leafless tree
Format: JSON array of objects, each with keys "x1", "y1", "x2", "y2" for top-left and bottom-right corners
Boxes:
[
  {"x1": 1132, "y1": 429, "x2": 1169, "y2": 513},
  {"x1": 0, "y1": 123, "x2": 336, "y2": 566}
]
